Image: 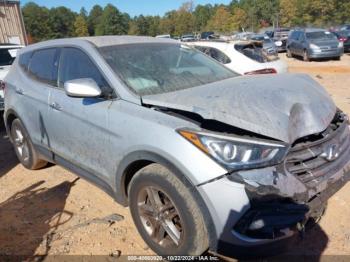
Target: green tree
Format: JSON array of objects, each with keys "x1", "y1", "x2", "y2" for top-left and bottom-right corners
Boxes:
[
  {"x1": 193, "y1": 4, "x2": 213, "y2": 31},
  {"x1": 74, "y1": 15, "x2": 89, "y2": 37},
  {"x1": 148, "y1": 16, "x2": 161, "y2": 36},
  {"x1": 80, "y1": 7, "x2": 88, "y2": 20},
  {"x1": 206, "y1": 6, "x2": 234, "y2": 33},
  {"x1": 279, "y1": 0, "x2": 298, "y2": 27},
  {"x1": 48, "y1": 7, "x2": 77, "y2": 39},
  {"x1": 95, "y1": 4, "x2": 129, "y2": 35},
  {"x1": 88, "y1": 5, "x2": 103, "y2": 36},
  {"x1": 302, "y1": 0, "x2": 336, "y2": 26},
  {"x1": 22, "y1": 2, "x2": 50, "y2": 42},
  {"x1": 174, "y1": 8, "x2": 195, "y2": 35},
  {"x1": 334, "y1": 0, "x2": 350, "y2": 24},
  {"x1": 232, "y1": 7, "x2": 249, "y2": 31},
  {"x1": 159, "y1": 11, "x2": 177, "y2": 35}
]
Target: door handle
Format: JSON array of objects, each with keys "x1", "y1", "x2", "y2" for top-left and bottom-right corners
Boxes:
[
  {"x1": 50, "y1": 102, "x2": 62, "y2": 111},
  {"x1": 15, "y1": 88, "x2": 24, "y2": 95}
]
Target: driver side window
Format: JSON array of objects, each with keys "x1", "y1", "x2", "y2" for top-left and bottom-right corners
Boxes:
[{"x1": 58, "y1": 47, "x2": 109, "y2": 91}]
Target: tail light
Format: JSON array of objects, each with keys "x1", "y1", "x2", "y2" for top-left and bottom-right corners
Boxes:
[
  {"x1": 339, "y1": 37, "x2": 347, "y2": 42},
  {"x1": 244, "y1": 68, "x2": 277, "y2": 75}
]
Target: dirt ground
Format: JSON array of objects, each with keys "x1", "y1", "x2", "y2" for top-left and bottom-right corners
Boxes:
[{"x1": 0, "y1": 53, "x2": 350, "y2": 260}]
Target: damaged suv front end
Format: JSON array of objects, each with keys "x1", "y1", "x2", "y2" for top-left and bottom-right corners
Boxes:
[
  {"x1": 184, "y1": 111, "x2": 350, "y2": 257},
  {"x1": 142, "y1": 73, "x2": 350, "y2": 257}
]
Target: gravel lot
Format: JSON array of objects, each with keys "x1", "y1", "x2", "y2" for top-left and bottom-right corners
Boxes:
[{"x1": 1, "y1": 53, "x2": 350, "y2": 259}]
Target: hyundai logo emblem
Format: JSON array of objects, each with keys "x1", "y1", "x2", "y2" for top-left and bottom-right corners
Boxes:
[{"x1": 321, "y1": 144, "x2": 340, "y2": 161}]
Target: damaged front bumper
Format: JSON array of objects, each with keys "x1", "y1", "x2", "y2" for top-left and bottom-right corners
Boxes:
[
  {"x1": 198, "y1": 115, "x2": 350, "y2": 258},
  {"x1": 199, "y1": 164, "x2": 350, "y2": 258}
]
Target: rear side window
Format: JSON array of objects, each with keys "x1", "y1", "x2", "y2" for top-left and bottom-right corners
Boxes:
[
  {"x1": 19, "y1": 52, "x2": 32, "y2": 72},
  {"x1": 195, "y1": 46, "x2": 231, "y2": 64},
  {"x1": 58, "y1": 48, "x2": 109, "y2": 90},
  {"x1": 28, "y1": 48, "x2": 58, "y2": 86}
]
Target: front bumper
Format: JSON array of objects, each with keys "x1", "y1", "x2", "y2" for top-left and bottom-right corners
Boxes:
[
  {"x1": 199, "y1": 165, "x2": 350, "y2": 258},
  {"x1": 309, "y1": 48, "x2": 343, "y2": 58}
]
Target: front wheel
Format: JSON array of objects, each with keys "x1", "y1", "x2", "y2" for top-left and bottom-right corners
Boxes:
[
  {"x1": 10, "y1": 119, "x2": 47, "y2": 170},
  {"x1": 128, "y1": 164, "x2": 209, "y2": 256}
]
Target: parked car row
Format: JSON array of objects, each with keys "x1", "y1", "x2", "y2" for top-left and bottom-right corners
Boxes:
[{"x1": 3, "y1": 35, "x2": 350, "y2": 259}]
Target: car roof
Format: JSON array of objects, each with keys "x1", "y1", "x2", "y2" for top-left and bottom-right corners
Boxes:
[
  {"x1": 293, "y1": 28, "x2": 326, "y2": 33},
  {"x1": 304, "y1": 28, "x2": 327, "y2": 32},
  {"x1": 20, "y1": 36, "x2": 178, "y2": 53}
]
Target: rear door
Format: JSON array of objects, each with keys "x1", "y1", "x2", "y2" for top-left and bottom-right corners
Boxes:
[
  {"x1": 17, "y1": 48, "x2": 59, "y2": 149},
  {"x1": 47, "y1": 47, "x2": 113, "y2": 180}
]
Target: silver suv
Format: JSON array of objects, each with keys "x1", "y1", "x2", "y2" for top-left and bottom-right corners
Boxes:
[{"x1": 3, "y1": 36, "x2": 350, "y2": 258}]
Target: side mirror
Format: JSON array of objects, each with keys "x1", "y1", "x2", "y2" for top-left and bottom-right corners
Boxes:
[{"x1": 64, "y1": 78, "x2": 102, "y2": 98}]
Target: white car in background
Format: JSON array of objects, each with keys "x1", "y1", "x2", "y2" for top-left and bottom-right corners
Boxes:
[
  {"x1": 187, "y1": 40, "x2": 288, "y2": 75},
  {"x1": 0, "y1": 44, "x2": 23, "y2": 111}
]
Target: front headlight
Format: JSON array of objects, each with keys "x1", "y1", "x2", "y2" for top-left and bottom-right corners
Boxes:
[
  {"x1": 309, "y1": 43, "x2": 320, "y2": 50},
  {"x1": 178, "y1": 130, "x2": 289, "y2": 171}
]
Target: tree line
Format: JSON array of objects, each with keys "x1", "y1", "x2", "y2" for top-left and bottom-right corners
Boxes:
[{"x1": 23, "y1": 0, "x2": 350, "y2": 43}]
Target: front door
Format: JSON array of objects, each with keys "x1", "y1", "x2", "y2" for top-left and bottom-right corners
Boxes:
[{"x1": 47, "y1": 47, "x2": 113, "y2": 181}]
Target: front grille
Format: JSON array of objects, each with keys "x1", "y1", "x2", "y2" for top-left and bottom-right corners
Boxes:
[
  {"x1": 320, "y1": 46, "x2": 338, "y2": 51},
  {"x1": 286, "y1": 112, "x2": 350, "y2": 188}
]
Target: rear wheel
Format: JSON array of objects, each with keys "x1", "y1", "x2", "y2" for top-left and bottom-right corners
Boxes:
[
  {"x1": 128, "y1": 164, "x2": 209, "y2": 256},
  {"x1": 10, "y1": 119, "x2": 47, "y2": 170}
]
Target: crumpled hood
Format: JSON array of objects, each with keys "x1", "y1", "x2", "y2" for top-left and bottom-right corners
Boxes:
[{"x1": 142, "y1": 74, "x2": 337, "y2": 144}]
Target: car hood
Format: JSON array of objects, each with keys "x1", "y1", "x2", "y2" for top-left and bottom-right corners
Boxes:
[{"x1": 142, "y1": 74, "x2": 336, "y2": 144}]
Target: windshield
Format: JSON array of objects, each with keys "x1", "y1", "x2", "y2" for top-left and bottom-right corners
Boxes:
[
  {"x1": 306, "y1": 31, "x2": 337, "y2": 40},
  {"x1": 0, "y1": 48, "x2": 20, "y2": 66},
  {"x1": 337, "y1": 30, "x2": 350, "y2": 37},
  {"x1": 99, "y1": 43, "x2": 238, "y2": 96}
]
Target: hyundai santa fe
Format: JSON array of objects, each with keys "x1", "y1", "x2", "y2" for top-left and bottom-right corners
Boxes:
[{"x1": 3, "y1": 36, "x2": 350, "y2": 258}]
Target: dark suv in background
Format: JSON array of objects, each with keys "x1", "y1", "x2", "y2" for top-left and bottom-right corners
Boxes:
[{"x1": 287, "y1": 28, "x2": 344, "y2": 61}]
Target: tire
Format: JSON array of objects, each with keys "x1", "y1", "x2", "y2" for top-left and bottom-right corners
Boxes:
[
  {"x1": 128, "y1": 163, "x2": 209, "y2": 256},
  {"x1": 10, "y1": 119, "x2": 47, "y2": 170},
  {"x1": 303, "y1": 50, "x2": 310, "y2": 62},
  {"x1": 286, "y1": 48, "x2": 292, "y2": 58},
  {"x1": 334, "y1": 56, "x2": 341, "y2": 61}
]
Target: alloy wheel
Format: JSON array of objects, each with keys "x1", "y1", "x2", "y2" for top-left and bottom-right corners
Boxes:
[
  {"x1": 13, "y1": 126, "x2": 29, "y2": 163},
  {"x1": 137, "y1": 186, "x2": 183, "y2": 248}
]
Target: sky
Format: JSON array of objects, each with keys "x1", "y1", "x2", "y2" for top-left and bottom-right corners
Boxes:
[{"x1": 20, "y1": 0, "x2": 232, "y2": 17}]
